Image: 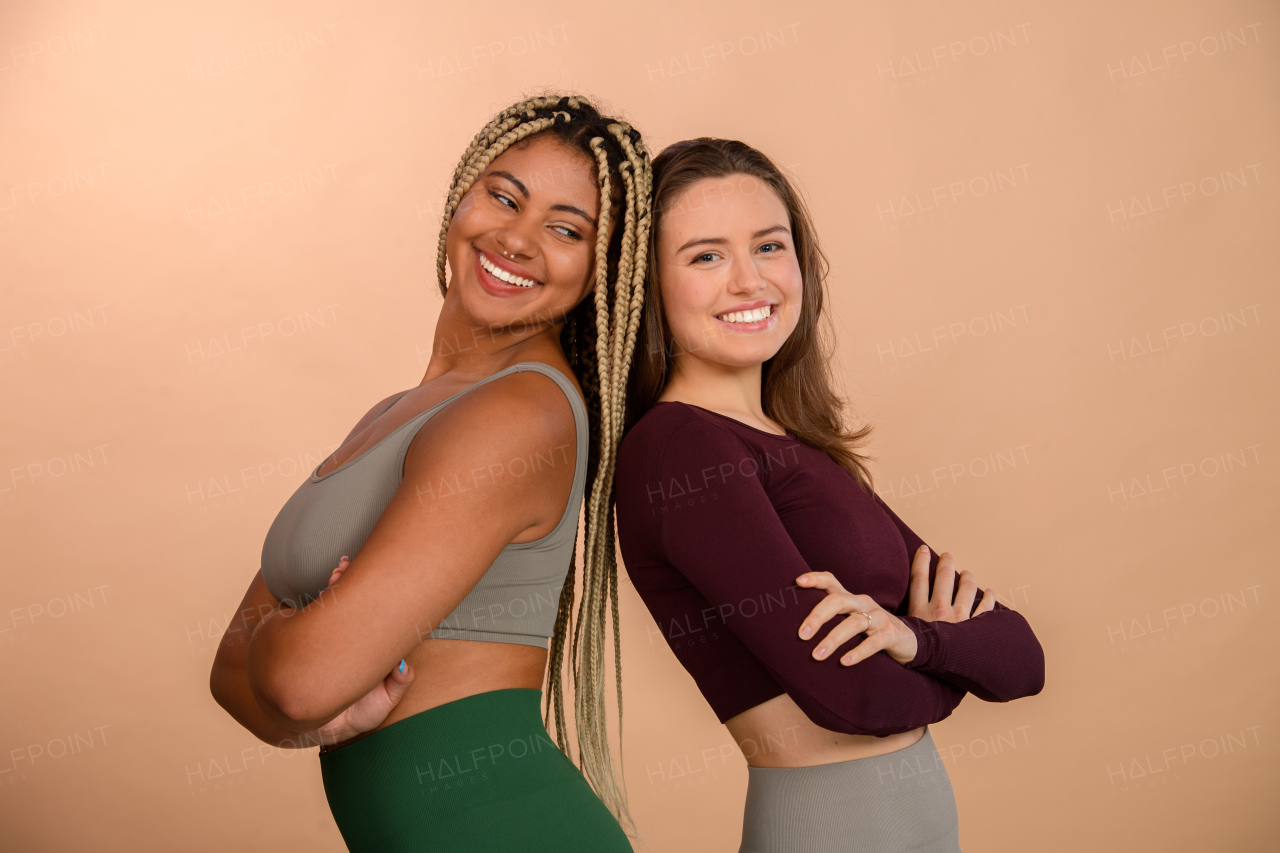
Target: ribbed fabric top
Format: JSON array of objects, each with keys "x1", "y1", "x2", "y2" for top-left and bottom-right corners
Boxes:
[
  {"x1": 613, "y1": 402, "x2": 1044, "y2": 736},
  {"x1": 260, "y1": 361, "x2": 589, "y2": 648}
]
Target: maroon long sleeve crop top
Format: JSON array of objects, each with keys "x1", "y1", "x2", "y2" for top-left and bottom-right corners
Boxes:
[{"x1": 613, "y1": 402, "x2": 1045, "y2": 737}]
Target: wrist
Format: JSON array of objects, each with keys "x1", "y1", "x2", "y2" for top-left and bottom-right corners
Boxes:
[{"x1": 897, "y1": 616, "x2": 939, "y2": 670}]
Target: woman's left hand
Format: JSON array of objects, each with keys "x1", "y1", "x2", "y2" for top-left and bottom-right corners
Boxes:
[{"x1": 794, "y1": 571, "x2": 919, "y2": 667}]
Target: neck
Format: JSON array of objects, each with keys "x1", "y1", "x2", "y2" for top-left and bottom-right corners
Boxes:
[
  {"x1": 421, "y1": 289, "x2": 564, "y2": 384},
  {"x1": 660, "y1": 354, "x2": 766, "y2": 421}
]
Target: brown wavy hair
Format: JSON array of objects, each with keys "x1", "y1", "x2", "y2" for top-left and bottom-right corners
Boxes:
[{"x1": 624, "y1": 137, "x2": 876, "y2": 492}]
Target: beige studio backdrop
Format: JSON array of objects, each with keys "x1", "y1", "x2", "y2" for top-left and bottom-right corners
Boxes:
[{"x1": 1, "y1": 0, "x2": 1277, "y2": 850}]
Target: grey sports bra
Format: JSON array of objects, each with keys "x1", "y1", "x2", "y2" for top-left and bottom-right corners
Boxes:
[{"x1": 259, "y1": 361, "x2": 589, "y2": 648}]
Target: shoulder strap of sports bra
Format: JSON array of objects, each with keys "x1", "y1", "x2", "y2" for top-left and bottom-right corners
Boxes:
[{"x1": 393, "y1": 361, "x2": 588, "y2": 483}]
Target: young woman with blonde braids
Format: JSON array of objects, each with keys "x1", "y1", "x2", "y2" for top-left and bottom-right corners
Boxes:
[
  {"x1": 614, "y1": 139, "x2": 1044, "y2": 851},
  {"x1": 209, "y1": 94, "x2": 651, "y2": 851}
]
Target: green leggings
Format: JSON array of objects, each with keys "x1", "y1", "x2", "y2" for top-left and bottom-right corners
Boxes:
[{"x1": 319, "y1": 688, "x2": 633, "y2": 852}]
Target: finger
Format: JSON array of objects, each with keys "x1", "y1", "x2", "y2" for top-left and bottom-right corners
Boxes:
[
  {"x1": 907, "y1": 545, "x2": 932, "y2": 614},
  {"x1": 383, "y1": 660, "x2": 414, "y2": 704},
  {"x1": 798, "y1": 591, "x2": 860, "y2": 641},
  {"x1": 839, "y1": 630, "x2": 890, "y2": 667},
  {"x1": 811, "y1": 609, "x2": 877, "y2": 660},
  {"x1": 976, "y1": 588, "x2": 997, "y2": 615},
  {"x1": 952, "y1": 569, "x2": 979, "y2": 620},
  {"x1": 794, "y1": 572, "x2": 849, "y2": 639},
  {"x1": 795, "y1": 571, "x2": 846, "y2": 595},
  {"x1": 327, "y1": 556, "x2": 351, "y2": 586},
  {"x1": 931, "y1": 551, "x2": 957, "y2": 610}
]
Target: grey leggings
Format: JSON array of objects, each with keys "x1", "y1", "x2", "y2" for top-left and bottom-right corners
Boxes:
[{"x1": 738, "y1": 727, "x2": 961, "y2": 853}]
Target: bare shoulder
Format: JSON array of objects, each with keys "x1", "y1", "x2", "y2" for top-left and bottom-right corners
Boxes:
[{"x1": 403, "y1": 365, "x2": 581, "y2": 483}]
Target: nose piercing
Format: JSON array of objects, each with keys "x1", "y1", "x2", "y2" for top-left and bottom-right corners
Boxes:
[{"x1": 501, "y1": 249, "x2": 515, "y2": 259}]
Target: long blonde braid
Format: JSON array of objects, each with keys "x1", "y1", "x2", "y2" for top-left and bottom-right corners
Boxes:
[{"x1": 434, "y1": 94, "x2": 652, "y2": 835}]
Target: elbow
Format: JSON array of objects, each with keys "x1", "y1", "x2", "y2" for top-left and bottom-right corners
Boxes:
[
  {"x1": 208, "y1": 652, "x2": 243, "y2": 715},
  {"x1": 247, "y1": 658, "x2": 333, "y2": 729},
  {"x1": 995, "y1": 647, "x2": 1046, "y2": 702},
  {"x1": 1025, "y1": 652, "x2": 1046, "y2": 699},
  {"x1": 1018, "y1": 637, "x2": 1046, "y2": 699},
  {"x1": 209, "y1": 663, "x2": 230, "y2": 712}
]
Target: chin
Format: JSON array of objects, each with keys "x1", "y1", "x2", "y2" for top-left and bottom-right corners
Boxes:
[{"x1": 699, "y1": 346, "x2": 777, "y2": 370}]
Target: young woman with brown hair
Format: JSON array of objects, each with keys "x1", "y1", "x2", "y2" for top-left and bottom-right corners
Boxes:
[
  {"x1": 614, "y1": 138, "x2": 1044, "y2": 852},
  {"x1": 210, "y1": 94, "x2": 652, "y2": 851}
]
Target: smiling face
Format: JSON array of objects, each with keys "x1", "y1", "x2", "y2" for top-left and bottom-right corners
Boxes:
[
  {"x1": 444, "y1": 133, "x2": 603, "y2": 331},
  {"x1": 656, "y1": 174, "x2": 803, "y2": 371}
]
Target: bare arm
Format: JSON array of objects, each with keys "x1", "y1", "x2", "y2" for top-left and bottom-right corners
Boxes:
[
  {"x1": 210, "y1": 390, "x2": 416, "y2": 745},
  {"x1": 243, "y1": 371, "x2": 577, "y2": 729},
  {"x1": 209, "y1": 570, "x2": 332, "y2": 746}
]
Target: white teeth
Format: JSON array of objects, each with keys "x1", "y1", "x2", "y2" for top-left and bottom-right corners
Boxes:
[
  {"x1": 717, "y1": 305, "x2": 773, "y2": 324},
  {"x1": 479, "y1": 252, "x2": 539, "y2": 287}
]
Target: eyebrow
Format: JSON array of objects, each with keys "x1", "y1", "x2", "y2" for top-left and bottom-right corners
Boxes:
[
  {"x1": 487, "y1": 169, "x2": 598, "y2": 228},
  {"x1": 676, "y1": 225, "x2": 790, "y2": 254}
]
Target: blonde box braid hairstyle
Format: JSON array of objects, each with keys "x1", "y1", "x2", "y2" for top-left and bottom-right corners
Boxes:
[{"x1": 433, "y1": 94, "x2": 652, "y2": 832}]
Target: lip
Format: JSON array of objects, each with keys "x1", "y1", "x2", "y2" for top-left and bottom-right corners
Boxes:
[
  {"x1": 714, "y1": 301, "x2": 778, "y2": 333},
  {"x1": 715, "y1": 299, "x2": 774, "y2": 317},
  {"x1": 474, "y1": 248, "x2": 543, "y2": 296}
]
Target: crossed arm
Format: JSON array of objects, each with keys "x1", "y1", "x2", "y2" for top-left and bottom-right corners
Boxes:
[
  {"x1": 648, "y1": 419, "x2": 966, "y2": 737},
  {"x1": 873, "y1": 494, "x2": 1046, "y2": 703},
  {"x1": 213, "y1": 372, "x2": 577, "y2": 734},
  {"x1": 645, "y1": 418, "x2": 1043, "y2": 738}
]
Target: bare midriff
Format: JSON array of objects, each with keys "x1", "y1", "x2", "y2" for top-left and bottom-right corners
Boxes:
[
  {"x1": 725, "y1": 693, "x2": 925, "y2": 768},
  {"x1": 329, "y1": 639, "x2": 549, "y2": 751}
]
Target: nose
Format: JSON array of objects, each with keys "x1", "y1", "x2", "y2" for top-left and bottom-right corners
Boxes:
[
  {"x1": 495, "y1": 212, "x2": 539, "y2": 260},
  {"x1": 726, "y1": 251, "x2": 767, "y2": 296}
]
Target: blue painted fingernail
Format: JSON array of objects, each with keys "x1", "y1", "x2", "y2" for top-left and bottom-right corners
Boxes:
[{"x1": 398, "y1": 659, "x2": 406, "y2": 674}]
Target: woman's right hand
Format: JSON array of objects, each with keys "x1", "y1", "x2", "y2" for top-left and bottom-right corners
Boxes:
[
  {"x1": 905, "y1": 545, "x2": 996, "y2": 624},
  {"x1": 795, "y1": 547, "x2": 997, "y2": 668},
  {"x1": 308, "y1": 557, "x2": 417, "y2": 747}
]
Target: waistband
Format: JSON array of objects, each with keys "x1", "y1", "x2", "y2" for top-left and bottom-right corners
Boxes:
[
  {"x1": 319, "y1": 689, "x2": 575, "y2": 842},
  {"x1": 740, "y1": 727, "x2": 961, "y2": 853}
]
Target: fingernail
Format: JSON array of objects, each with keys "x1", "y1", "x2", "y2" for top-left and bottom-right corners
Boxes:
[
  {"x1": 813, "y1": 646, "x2": 826, "y2": 658},
  {"x1": 341, "y1": 556, "x2": 349, "y2": 562},
  {"x1": 918, "y1": 545, "x2": 928, "y2": 552},
  {"x1": 841, "y1": 655, "x2": 852, "y2": 665},
  {"x1": 800, "y1": 626, "x2": 812, "y2": 639},
  {"x1": 796, "y1": 575, "x2": 807, "y2": 583},
  {"x1": 398, "y1": 659, "x2": 406, "y2": 674}
]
